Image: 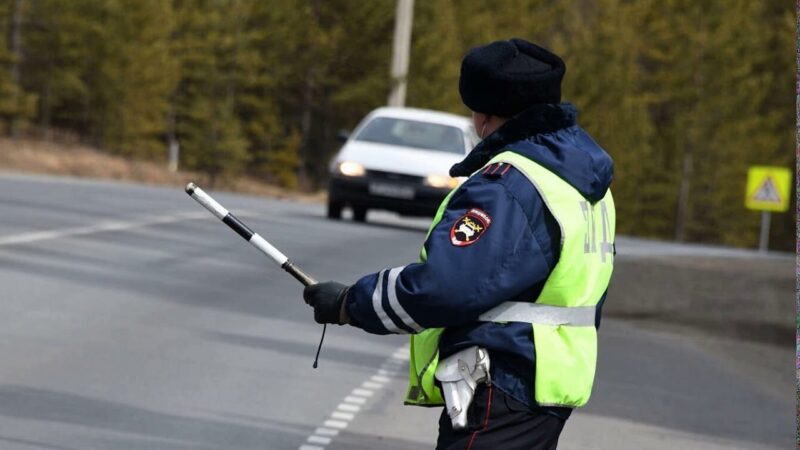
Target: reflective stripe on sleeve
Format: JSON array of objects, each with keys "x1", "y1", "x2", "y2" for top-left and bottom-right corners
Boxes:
[
  {"x1": 371, "y1": 270, "x2": 405, "y2": 333},
  {"x1": 386, "y1": 266, "x2": 423, "y2": 333}
]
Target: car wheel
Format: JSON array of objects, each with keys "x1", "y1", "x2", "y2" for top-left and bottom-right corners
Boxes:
[
  {"x1": 327, "y1": 200, "x2": 343, "y2": 220},
  {"x1": 352, "y1": 206, "x2": 367, "y2": 223}
]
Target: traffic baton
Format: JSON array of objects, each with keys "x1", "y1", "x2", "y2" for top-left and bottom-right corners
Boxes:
[
  {"x1": 185, "y1": 182, "x2": 328, "y2": 368},
  {"x1": 184, "y1": 182, "x2": 317, "y2": 287}
]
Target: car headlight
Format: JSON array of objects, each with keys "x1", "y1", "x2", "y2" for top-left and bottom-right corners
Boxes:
[
  {"x1": 337, "y1": 161, "x2": 366, "y2": 177},
  {"x1": 425, "y1": 174, "x2": 460, "y2": 189}
]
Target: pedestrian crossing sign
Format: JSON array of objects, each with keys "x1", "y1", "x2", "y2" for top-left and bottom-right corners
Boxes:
[{"x1": 745, "y1": 166, "x2": 791, "y2": 212}]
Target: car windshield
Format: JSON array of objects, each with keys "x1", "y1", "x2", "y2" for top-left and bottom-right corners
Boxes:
[{"x1": 354, "y1": 117, "x2": 465, "y2": 154}]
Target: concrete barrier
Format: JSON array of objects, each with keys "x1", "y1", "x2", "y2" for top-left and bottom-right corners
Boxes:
[{"x1": 606, "y1": 243, "x2": 793, "y2": 346}]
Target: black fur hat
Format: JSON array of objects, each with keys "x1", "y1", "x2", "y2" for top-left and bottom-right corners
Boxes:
[{"x1": 459, "y1": 38, "x2": 566, "y2": 117}]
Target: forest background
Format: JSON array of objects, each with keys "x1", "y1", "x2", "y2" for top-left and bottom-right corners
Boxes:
[{"x1": 0, "y1": 0, "x2": 793, "y2": 250}]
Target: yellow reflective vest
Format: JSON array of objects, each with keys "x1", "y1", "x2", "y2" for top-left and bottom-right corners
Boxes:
[{"x1": 406, "y1": 151, "x2": 616, "y2": 408}]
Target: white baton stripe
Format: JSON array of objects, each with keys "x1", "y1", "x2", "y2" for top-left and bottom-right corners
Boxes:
[
  {"x1": 371, "y1": 270, "x2": 403, "y2": 333},
  {"x1": 249, "y1": 233, "x2": 289, "y2": 265},
  {"x1": 191, "y1": 187, "x2": 229, "y2": 219},
  {"x1": 386, "y1": 266, "x2": 423, "y2": 332}
]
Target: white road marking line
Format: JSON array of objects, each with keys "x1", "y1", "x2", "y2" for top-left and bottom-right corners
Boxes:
[
  {"x1": 323, "y1": 420, "x2": 349, "y2": 429},
  {"x1": 330, "y1": 411, "x2": 354, "y2": 421},
  {"x1": 344, "y1": 396, "x2": 366, "y2": 405},
  {"x1": 370, "y1": 375, "x2": 390, "y2": 383},
  {"x1": 0, "y1": 211, "x2": 213, "y2": 247},
  {"x1": 314, "y1": 428, "x2": 339, "y2": 436},
  {"x1": 352, "y1": 388, "x2": 373, "y2": 397},
  {"x1": 337, "y1": 403, "x2": 360, "y2": 413},
  {"x1": 392, "y1": 350, "x2": 409, "y2": 360},
  {"x1": 299, "y1": 345, "x2": 409, "y2": 450}
]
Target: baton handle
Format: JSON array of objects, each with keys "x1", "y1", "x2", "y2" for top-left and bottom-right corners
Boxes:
[
  {"x1": 186, "y1": 182, "x2": 317, "y2": 286},
  {"x1": 281, "y1": 261, "x2": 317, "y2": 287}
]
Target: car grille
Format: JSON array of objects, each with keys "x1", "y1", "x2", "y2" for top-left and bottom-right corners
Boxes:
[{"x1": 366, "y1": 170, "x2": 425, "y2": 184}]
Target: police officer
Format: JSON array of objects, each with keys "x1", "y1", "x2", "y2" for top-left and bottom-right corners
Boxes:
[{"x1": 304, "y1": 38, "x2": 615, "y2": 450}]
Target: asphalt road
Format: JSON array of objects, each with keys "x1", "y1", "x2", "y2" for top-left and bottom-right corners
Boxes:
[{"x1": 0, "y1": 173, "x2": 792, "y2": 450}]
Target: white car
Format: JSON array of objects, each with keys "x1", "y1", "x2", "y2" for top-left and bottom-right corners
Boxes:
[{"x1": 328, "y1": 107, "x2": 477, "y2": 221}]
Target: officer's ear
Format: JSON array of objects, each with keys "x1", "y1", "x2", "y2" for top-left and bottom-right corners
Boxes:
[{"x1": 472, "y1": 112, "x2": 491, "y2": 139}]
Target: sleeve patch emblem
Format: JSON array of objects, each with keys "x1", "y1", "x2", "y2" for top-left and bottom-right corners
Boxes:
[{"x1": 450, "y1": 208, "x2": 492, "y2": 247}]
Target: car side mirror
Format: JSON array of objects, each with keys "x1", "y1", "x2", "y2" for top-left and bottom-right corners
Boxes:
[{"x1": 336, "y1": 130, "x2": 350, "y2": 143}]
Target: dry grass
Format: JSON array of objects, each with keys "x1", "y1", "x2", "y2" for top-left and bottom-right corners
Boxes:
[{"x1": 0, "y1": 138, "x2": 324, "y2": 202}]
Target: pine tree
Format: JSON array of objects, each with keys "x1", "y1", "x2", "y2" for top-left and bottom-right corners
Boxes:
[
  {"x1": 172, "y1": 0, "x2": 249, "y2": 185},
  {"x1": 94, "y1": 0, "x2": 177, "y2": 159},
  {"x1": 634, "y1": 0, "x2": 793, "y2": 249},
  {"x1": 540, "y1": 0, "x2": 663, "y2": 238},
  {"x1": 0, "y1": 0, "x2": 37, "y2": 135},
  {"x1": 681, "y1": 0, "x2": 773, "y2": 247},
  {"x1": 407, "y1": 0, "x2": 462, "y2": 113},
  {"x1": 273, "y1": 0, "x2": 394, "y2": 188},
  {"x1": 236, "y1": 0, "x2": 301, "y2": 188},
  {"x1": 22, "y1": 0, "x2": 105, "y2": 138}
]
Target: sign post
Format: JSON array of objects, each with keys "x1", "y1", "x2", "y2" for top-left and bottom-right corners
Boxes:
[
  {"x1": 757, "y1": 210, "x2": 771, "y2": 253},
  {"x1": 744, "y1": 166, "x2": 791, "y2": 252}
]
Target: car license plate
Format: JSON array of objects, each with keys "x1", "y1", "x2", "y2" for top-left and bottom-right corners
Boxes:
[{"x1": 369, "y1": 182, "x2": 414, "y2": 199}]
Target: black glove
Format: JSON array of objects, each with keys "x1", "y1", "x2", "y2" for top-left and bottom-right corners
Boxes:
[{"x1": 303, "y1": 281, "x2": 350, "y2": 325}]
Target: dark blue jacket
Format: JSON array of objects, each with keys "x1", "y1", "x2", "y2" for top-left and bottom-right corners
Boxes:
[{"x1": 344, "y1": 103, "x2": 614, "y2": 418}]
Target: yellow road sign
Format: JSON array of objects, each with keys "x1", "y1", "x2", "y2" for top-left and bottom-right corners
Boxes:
[{"x1": 744, "y1": 166, "x2": 791, "y2": 212}]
